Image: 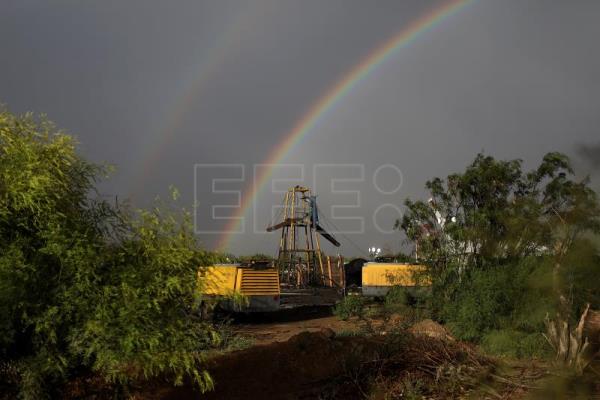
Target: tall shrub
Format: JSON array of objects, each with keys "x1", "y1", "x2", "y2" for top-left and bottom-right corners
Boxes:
[{"x1": 0, "y1": 108, "x2": 217, "y2": 398}]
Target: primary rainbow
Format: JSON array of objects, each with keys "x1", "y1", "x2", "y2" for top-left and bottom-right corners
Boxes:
[{"x1": 217, "y1": 0, "x2": 474, "y2": 251}]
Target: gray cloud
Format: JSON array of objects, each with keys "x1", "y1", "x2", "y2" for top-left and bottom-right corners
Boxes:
[
  {"x1": 578, "y1": 143, "x2": 600, "y2": 170},
  {"x1": 1, "y1": 0, "x2": 599, "y2": 255}
]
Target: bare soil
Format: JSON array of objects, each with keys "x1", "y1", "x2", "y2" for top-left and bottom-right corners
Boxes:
[
  {"x1": 59, "y1": 306, "x2": 599, "y2": 400},
  {"x1": 233, "y1": 314, "x2": 359, "y2": 346}
]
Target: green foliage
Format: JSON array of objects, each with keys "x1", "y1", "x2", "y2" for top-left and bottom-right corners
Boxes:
[
  {"x1": 441, "y1": 257, "x2": 558, "y2": 344},
  {"x1": 399, "y1": 152, "x2": 600, "y2": 270},
  {"x1": 68, "y1": 202, "x2": 219, "y2": 390},
  {"x1": 396, "y1": 375, "x2": 425, "y2": 400},
  {"x1": 194, "y1": 250, "x2": 234, "y2": 266},
  {"x1": 384, "y1": 286, "x2": 414, "y2": 310},
  {"x1": 211, "y1": 321, "x2": 254, "y2": 353},
  {"x1": 442, "y1": 265, "x2": 520, "y2": 341},
  {"x1": 383, "y1": 286, "x2": 431, "y2": 325},
  {"x1": 0, "y1": 108, "x2": 218, "y2": 397},
  {"x1": 560, "y1": 238, "x2": 600, "y2": 313},
  {"x1": 481, "y1": 329, "x2": 550, "y2": 359},
  {"x1": 397, "y1": 152, "x2": 600, "y2": 354},
  {"x1": 334, "y1": 295, "x2": 366, "y2": 320}
]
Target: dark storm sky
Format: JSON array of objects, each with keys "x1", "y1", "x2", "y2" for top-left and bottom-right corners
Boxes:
[{"x1": 2, "y1": 0, "x2": 600, "y2": 256}]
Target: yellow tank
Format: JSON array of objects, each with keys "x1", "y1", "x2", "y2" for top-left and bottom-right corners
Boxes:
[
  {"x1": 362, "y1": 263, "x2": 429, "y2": 296},
  {"x1": 198, "y1": 264, "x2": 280, "y2": 311},
  {"x1": 200, "y1": 265, "x2": 239, "y2": 296}
]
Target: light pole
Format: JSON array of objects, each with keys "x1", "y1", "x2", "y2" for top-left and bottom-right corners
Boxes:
[{"x1": 368, "y1": 246, "x2": 381, "y2": 260}]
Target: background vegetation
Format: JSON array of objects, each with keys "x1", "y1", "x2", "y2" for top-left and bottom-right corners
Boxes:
[{"x1": 397, "y1": 152, "x2": 600, "y2": 357}]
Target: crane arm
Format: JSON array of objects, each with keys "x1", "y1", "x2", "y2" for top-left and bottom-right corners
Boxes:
[{"x1": 316, "y1": 223, "x2": 340, "y2": 247}]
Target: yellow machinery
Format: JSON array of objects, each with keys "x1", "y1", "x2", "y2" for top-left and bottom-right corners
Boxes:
[
  {"x1": 198, "y1": 264, "x2": 280, "y2": 312},
  {"x1": 361, "y1": 263, "x2": 430, "y2": 296}
]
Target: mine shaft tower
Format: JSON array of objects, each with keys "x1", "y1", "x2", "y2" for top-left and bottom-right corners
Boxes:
[{"x1": 266, "y1": 186, "x2": 340, "y2": 286}]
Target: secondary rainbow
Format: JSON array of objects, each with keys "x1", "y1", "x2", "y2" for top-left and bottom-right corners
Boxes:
[
  {"x1": 217, "y1": 0, "x2": 474, "y2": 250},
  {"x1": 130, "y1": 5, "x2": 266, "y2": 196}
]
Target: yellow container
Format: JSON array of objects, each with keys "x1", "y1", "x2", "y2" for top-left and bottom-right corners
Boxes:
[
  {"x1": 362, "y1": 263, "x2": 429, "y2": 296},
  {"x1": 198, "y1": 265, "x2": 280, "y2": 311},
  {"x1": 198, "y1": 264, "x2": 239, "y2": 296}
]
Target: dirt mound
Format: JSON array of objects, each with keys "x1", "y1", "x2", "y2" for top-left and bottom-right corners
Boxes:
[
  {"x1": 154, "y1": 330, "x2": 379, "y2": 400},
  {"x1": 154, "y1": 329, "x2": 492, "y2": 400},
  {"x1": 409, "y1": 319, "x2": 454, "y2": 341},
  {"x1": 62, "y1": 327, "x2": 499, "y2": 400}
]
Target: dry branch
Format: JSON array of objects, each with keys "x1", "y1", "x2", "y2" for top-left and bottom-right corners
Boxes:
[{"x1": 544, "y1": 304, "x2": 599, "y2": 374}]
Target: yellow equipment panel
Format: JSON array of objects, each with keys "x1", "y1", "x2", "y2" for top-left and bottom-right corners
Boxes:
[
  {"x1": 236, "y1": 268, "x2": 280, "y2": 296},
  {"x1": 198, "y1": 265, "x2": 281, "y2": 296},
  {"x1": 198, "y1": 264, "x2": 239, "y2": 296},
  {"x1": 362, "y1": 263, "x2": 429, "y2": 287}
]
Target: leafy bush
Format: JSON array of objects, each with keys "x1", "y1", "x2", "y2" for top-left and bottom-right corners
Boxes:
[
  {"x1": 481, "y1": 329, "x2": 550, "y2": 359},
  {"x1": 334, "y1": 295, "x2": 366, "y2": 320},
  {"x1": 68, "y1": 202, "x2": 219, "y2": 390},
  {"x1": 0, "y1": 109, "x2": 218, "y2": 398},
  {"x1": 384, "y1": 286, "x2": 414, "y2": 310},
  {"x1": 561, "y1": 238, "x2": 600, "y2": 315},
  {"x1": 398, "y1": 151, "x2": 600, "y2": 349},
  {"x1": 442, "y1": 265, "x2": 517, "y2": 341},
  {"x1": 382, "y1": 286, "x2": 432, "y2": 326},
  {"x1": 441, "y1": 259, "x2": 555, "y2": 342}
]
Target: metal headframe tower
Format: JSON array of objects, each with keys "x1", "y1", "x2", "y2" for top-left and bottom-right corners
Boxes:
[{"x1": 266, "y1": 185, "x2": 340, "y2": 286}]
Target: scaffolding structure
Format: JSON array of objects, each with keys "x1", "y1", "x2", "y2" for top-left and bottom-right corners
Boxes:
[{"x1": 266, "y1": 186, "x2": 340, "y2": 286}]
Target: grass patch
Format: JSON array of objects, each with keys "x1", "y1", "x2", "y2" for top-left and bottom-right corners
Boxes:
[
  {"x1": 335, "y1": 329, "x2": 366, "y2": 338},
  {"x1": 481, "y1": 329, "x2": 551, "y2": 359},
  {"x1": 211, "y1": 320, "x2": 255, "y2": 353},
  {"x1": 383, "y1": 286, "x2": 431, "y2": 325},
  {"x1": 333, "y1": 295, "x2": 366, "y2": 320}
]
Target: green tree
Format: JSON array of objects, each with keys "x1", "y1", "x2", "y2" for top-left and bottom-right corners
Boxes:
[
  {"x1": 397, "y1": 153, "x2": 600, "y2": 360},
  {"x1": 0, "y1": 108, "x2": 217, "y2": 398},
  {"x1": 399, "y1": 152, "x2": 599, "y2": 277}
]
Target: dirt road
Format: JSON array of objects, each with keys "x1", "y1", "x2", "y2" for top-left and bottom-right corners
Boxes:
[{"x1": 233, "y1": 311, "x2": 360, "y2": 345}]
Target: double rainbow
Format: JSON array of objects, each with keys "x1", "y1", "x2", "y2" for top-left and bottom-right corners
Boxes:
[{"x1": 218, "y1": 0, "x2": 475, "y2": 250}]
